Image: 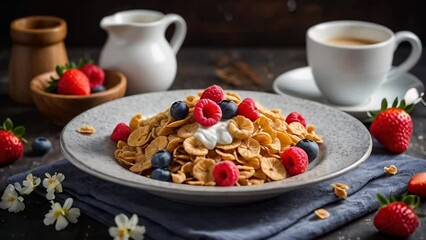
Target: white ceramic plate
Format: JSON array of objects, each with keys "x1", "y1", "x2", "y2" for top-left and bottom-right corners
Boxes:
[
  {"x1": 61, "y1": 90, "x2": 372, "y2": 205},
  {"x1": 273, "y1": 67, "x2": 425, "y2": 121}
]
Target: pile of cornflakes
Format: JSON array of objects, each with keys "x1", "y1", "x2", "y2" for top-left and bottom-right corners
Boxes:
[{"x1": 114, "y1": 90, "x2": 323, "y2": 186}]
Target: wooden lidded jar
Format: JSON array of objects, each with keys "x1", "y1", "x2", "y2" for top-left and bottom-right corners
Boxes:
[{"x1": 9, "y1": 16, "x2": 68, "y2": 104}]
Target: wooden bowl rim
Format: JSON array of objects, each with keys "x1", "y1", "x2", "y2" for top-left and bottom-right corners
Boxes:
[{"x1": 30, "y1": 69, "x2": 126, "y2": 100}]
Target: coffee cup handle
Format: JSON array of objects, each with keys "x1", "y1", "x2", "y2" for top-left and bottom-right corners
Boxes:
[
  {"x1": 387, "y1": 31, "x2": 422, "y2": 81},
  {"x1": 162, "y1": 14, "x2": 187, "y2": 54}
]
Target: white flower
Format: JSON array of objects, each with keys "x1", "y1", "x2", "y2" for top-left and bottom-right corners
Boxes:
[
  {"x1": 17, "y1": 173, "x2": 41, "y2": 195},
  {"x1": 42, "y1": 172, "x2": 65, "y2": 200},
  {"x1": 0, "y1": 184, "x2": 25, "y2": 213},
  {"x1": 109, "y1": 214, "x2": 146, "y2": 240},
  {"x1": 43, "y1": 198, "x2": 80, "y2": 231}
]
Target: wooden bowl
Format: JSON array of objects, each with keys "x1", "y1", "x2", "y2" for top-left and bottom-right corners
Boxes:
[{"x1": 30, "y1": 69, "x2": 127, "y2": 125}]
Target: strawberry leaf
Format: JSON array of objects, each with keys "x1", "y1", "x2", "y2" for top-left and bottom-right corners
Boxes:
[
  {"x1": 405, "y1": 103, "x2": 415, "y2": 113},
  {"x1": 392, "y1": 97, "x2": 398, "y2": 108},
  {"x1": 377, "y1": 193, "x2": 390, "y2": 207},
  {"x1": 400, "y1": 99, "x2": 406, "y2": 109},
  {"x1": 381, "y1": 98, "x2": 388, "y2": 111},
  {"x1": 3, "y1": 118, "x2": 13, "y2": 130},
  {"x1": 14, "y1": 126, "x2": 25, "y2": 138}
]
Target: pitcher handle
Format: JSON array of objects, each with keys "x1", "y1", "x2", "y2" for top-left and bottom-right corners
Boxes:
[{"x1": 163, "y1": 14, "x2": 187, "y2": 54}]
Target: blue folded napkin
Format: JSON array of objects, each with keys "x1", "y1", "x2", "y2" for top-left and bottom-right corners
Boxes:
[{"x1": 9, "y1": 149, "x2": 426, "y2": 240}]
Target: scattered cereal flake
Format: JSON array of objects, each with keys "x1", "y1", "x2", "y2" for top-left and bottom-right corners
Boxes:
[
  {"x1": 384, "y1": 165, "x2": 398, "y2": 175},
  {"x1": 127, "y1": 125, "x2": 152, "y2": 147},
  {"x1": 129, "y1": 113, "x2": 143, "y2": 130},
  {"x1": 171, "y1": 171, "x2": 186, "y2": 184},
  {"x1": 192, "y1": 158, "x2": 216, "y2": 183},
  {"x1": 332, "y1": 182, "x2": 349, "y2": 199},
  {"x1": 77, "y1": 125, "x2": 96, "y2": 135},
  {"x1": 332, "y1": 182, "x2": 349, "y2": 190},
  {"x1": 334, "y1": 187, "x2": 348, "y2": 199},
  {"x1": 229, "y1": 115, "x2": 254, "y2": 139},
  {"x1": 183, "y1": 136, "x2": 208, "y2": 156},
  {"x1": 260, "y1": 157, "x2": 287, "y2": 181},
  {"x1": 315, "y1": 209, "x2": 330, "y2": 219}
]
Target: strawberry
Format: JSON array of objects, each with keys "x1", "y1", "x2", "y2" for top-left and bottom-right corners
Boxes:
[
  {"x1": 373, "y1": 193, "x2": 423, "y2": 237},
  {"x1": 369, "y1": 98, "x2": 414, "y2": 153},
  {"x1": 408, "y1": 173, "x2": 426, "y2": 198},
  {"x1": 0, "y1": 118, "x2": 27, "y2": 165},
  {"x1": 57, "y1": 69, "x2": 91, "y2": 95},
  {"x1": 111, "y1": 123, "x2": 132, "y2": 142},
  {"x1": 45, "y1": 59, "x2": 93, "y2": 95},
  {"x1": 80, "y1": 63, "x2": 105, "y2": 89}
]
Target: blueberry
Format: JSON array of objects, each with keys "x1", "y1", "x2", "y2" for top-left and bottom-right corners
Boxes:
[
  {"x1": 151, "y1": 150, "x2": 173, "y2": 168},
  {"x1": 32, "y1": 137, "x2": 53, "y2": 156},
  {"x1": 218, "y1": 100, "x2": 238, "y2": 119},
  {"x1": 170, "y1": 101, "x2": 189, "y2": 120},
  {"x1": 296, "y1": 139, "x2": 319, "y2": 162},
  {"x1": 151, "y1": 168, "x2": 171, "y2": 182},
  {"x1": 91, "y1": 85, "x2": 106, "y2": 93}
]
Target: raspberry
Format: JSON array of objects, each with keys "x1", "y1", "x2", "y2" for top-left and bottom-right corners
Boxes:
[
  {"x1": 200, "y1": 85, "x2": 224, "y2": 103},
  {"x1": 111, "y1": 123, "x2": 132, "y2": 142},
  {"x1": 193, "y1": 99, "x2": 222, "y2": 127},
  {"x1": 80, "y1": 64, "x2": 105, "y2": 88},
  {"x1": 213, "y1": 161, "x2": 239, "y2": 186},
  {"x1": 286, "y1": 112, "x2": 306, "y2": 127},
  {"x1": 280, "y1": 147, "x2": 309, "y2": 176},
  {"x1": 237, "y1": 98, "x2": 260, "y2": 121}
]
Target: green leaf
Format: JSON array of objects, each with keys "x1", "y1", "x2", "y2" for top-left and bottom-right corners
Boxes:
[
  {"x1": 381, "y1": 98, "x2": 388, "y2": 111},
  {"x1": 56, "y1": 65, "x2": 65, "y2": 76},
  {"x1": 390, "y1": 195, "x2": 397, "y2": 203},
  {"x1": 3, "y1": 118, "x2": 13, "y2": 130},
  {"x1": 69, "y1": 62, "x2": 77, "y2": 69},
  {"x1": 400, "y1": 99, "x2": 406, "y2": 109},
  {"x1": 13, "y1": 126, "x2": 25, "y2": 138},
  {"x1": 377, "y1": 193, "x2": 390, "y2": 207},
  {"x1": 405, "y1": 195, "x2": 415, "y2": 206},
  {"x1": 392, "y1": 97, "x2": 398, "y2": 108},
  {"x1": 405, "y1": 103, "x2": 415, "y2": 113}
]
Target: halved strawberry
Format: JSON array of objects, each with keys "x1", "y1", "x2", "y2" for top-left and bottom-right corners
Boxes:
[{"x1": 408, "y1": 173, "x2": 426, "y2": 198}]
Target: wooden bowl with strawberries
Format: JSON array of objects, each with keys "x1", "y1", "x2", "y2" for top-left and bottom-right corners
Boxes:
[{"x1": 30, "y1": 66, "x2": 127, "y2": 126}]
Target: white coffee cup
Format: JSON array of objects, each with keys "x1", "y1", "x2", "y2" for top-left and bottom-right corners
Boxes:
[{"x1": 307, "y1": 20, "x2": 422, "y2": 106}]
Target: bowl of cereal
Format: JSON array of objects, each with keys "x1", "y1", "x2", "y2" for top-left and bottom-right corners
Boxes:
[
  {"x1": 30, "y1": 68, "x2": 127, "y2": 125},
  {"x1": 60, "y1": 88, "x2": 372, "y2": 205}
]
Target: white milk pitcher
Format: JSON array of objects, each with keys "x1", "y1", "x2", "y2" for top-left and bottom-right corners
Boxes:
[{"x1": 99, "y1": 10, "x2": 186, "y2": 94}]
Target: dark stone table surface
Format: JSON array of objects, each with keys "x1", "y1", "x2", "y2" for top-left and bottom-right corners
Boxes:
[{"x1": 0, "y1": 47, "x2": 425, "y2": 239}]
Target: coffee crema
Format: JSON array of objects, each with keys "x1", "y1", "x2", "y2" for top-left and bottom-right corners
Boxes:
[{"x1": 325, "y1": 37, "x2": 379, "y2": 46}]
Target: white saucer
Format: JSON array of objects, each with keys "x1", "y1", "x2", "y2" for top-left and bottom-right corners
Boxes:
[{"x1": 273, "y1": 67, "x2": 425, "y2": 121}]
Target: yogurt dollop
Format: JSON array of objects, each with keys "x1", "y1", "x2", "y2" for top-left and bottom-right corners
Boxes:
[{"x1": 194, "y1": 120, "x2": 233, "y2": 150}]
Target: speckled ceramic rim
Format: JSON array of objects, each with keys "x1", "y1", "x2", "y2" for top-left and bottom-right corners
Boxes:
[{"x1": 61, "y1": 90, "x2": 372, "y2": 201}]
